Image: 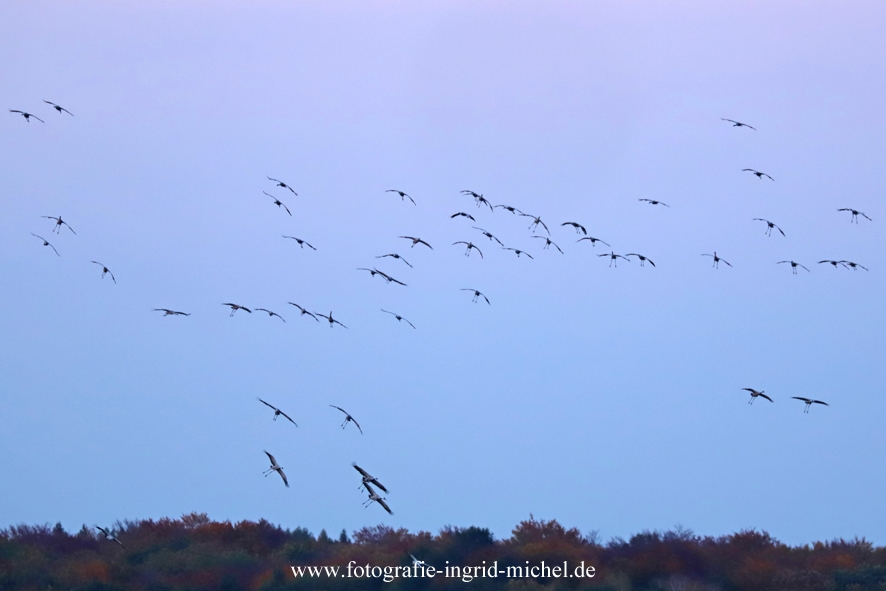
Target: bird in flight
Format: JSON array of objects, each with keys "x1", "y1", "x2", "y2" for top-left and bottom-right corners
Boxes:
[
  {"x1": 255, "y1": 308, "x2": 286, "y2": 321},
  {"x1": 561, "y1": 221, "x2": 587, "y2": 235},
  {"x1": 376, "y1": 253, "x2": 412, "y2": 267},
  {"x1": 258, "y1": 398, "x2": 297, "y2": 425},
  {"x1": 532, "y1": 236, "x2": 563, "y2": 253},
  {"x1": 461, "y1": 288, "x2": 490, "y2": 304},
  {"x1": 520, "y1": 213, "x2": 550, "y2": 235},
  {"x1": 838, "y1": 208, "x2": 872, "y2": 223},
  {"x1": 721, "y1": 118, "x2": 756, "y2": 130},
  {"x1": 577, "y1": 236, "x2": 609, "y2": 247},
  {"x1": 153, "y1": 308, "x2": 190, "y2": 316},
  {"x1": 503, "y1": 247, "x2": 534, "y2": 259},
  {"x1": 91, "y1": 261, "x2": 116, "y2": 283},
  {"x1": 44, "y1": 100, "x2": 73, "y2": 116},
  {"x1": 317, "y1": 311, "x2": 347, "y2": 328},
  {"x1": 792, "y1": 397, "x2": 829, "y2": 413},
  {"x1": 453, "y1": 241, "x2": 483, "y2": 258},
  {"x1": 638, "y1": 199, "x2": 670, "y2": 207},
  {"x1": 288, "y1": 302, "x2": 319, "y2": 321},
  {"x1": 777, "y1": 260, "x2": 810, "y2": 274},
  {"x1": 410, "y1": 554, "x2": 429, "y2": 568},
  {"x1": 31, "y1": 233, "x2": 59, "y2": 256},
  {"x1": 450, "y1": 212, "x2": 476, "y2": 221},
  {"x1": 399, "y1": 236, "x2": 433, "y2": 249},
  {"x1": 599, "y1": 251, "x2": 629, "y2": 267},
  {"x1": 95, "y1": 526, "x2": 125, "y2": 549},
  {"x1": 753, "y1": 218, "x2": 785, "y2": 237},
  {"x1": 386, "y1": 189, "x2": 415, "y2": 205},
  {"x1": 743, "y1": 169, "x2": 774, "y2": 181},
  {"x1": 495, "y1": 204, "x2": 524, "y2": 215},
  {"x1": 839, "y1": 260, "x2": 868, "y2": 271},
  {"x1": 381, "y1": 309, "x2": 416, "y2": 328},
  {"x1": 818, "y1": 260, "x2": 848, "y2": 269},
  {"x1": 263, "y1": 191, "x2": 291, "y2": 216},
  {"x1": 462, "y1": 190, "x2": 493, "y2": 211},
  {"x1": 268, "y1": 177, "x2": 297, "y2": 195},
  {"x1": 223, "y1": 303, "x2": 252, "y2": 316},
  {"x1": 10, "y1": 110, "x2": 44, "y2": 123},
  {"x1": 357, "y1": 268, "x2": 407, "y2": 285},
  {"x1": 702, "y1": 252, "x2": 732, "y2": 268},
  {"x1": 625, "y1": 253, "x2": 655, "y2": 267},
  {"x1": 263, "y1": 451, "x2": 289, "y2": 487},
  {"x1": 472, "y1": 226, "x2": 504, "y2": 246},
  {"x1": 353, "y1": 463, "x2": 388, "y2": 493},
  {"x1": 362, "y1": 481, "x2": 393, "y2": 515},
  {"x1": 282, "y1": 235, "x2": 316, "y2": 250},
  {"x1": 330, "y1": 405, "x2": 362, "y2": 433},
  {"x1": 742, "y1": 388, "x2": 773, "y2": 404},
  {"x1": 42, "y1": 215, "x2": 76, "y2": 234}
]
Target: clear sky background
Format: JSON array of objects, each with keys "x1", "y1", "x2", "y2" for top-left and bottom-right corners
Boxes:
[{"x1": 1, "y1": 1, "x2": 884, "y2": 545}]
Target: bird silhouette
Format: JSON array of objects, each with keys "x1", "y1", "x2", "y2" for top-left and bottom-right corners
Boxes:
[
  {"x1": 839, "y1": 260, "x2": 868, "y2": 271},
  {"x1": 520, "y1": 213, "x2": 550, "y2": 235},
  {"x1": 288, "y1": 303, "x2": 319, "y2": 321},
  {"x1": 42, "y1": 215, "x2": 75, "y2": 234},
  {"x1": 453, "y1": 241, "x2": 483, "y2": 258},
  {"x1": 255, "y1": 308, "x2": 286, "y2": 321},
  {"x1": 386, "y1": 189, "x2": 415, "y2": 205},
  {"x1": 753, "y1": 218, "x2": 785, "y2": 237},
  {"x1": 10, "y1": 110, "x2": 44, "y2": 123},
  {"x1": 362, "y1": 481, "x2": 393, "y2": 514},
  {"x1": 262, "y1": 451, "x2": 289, "y2": 487},
  {"x1": 263, "y1": 191, "x2": 291, "y2": 215},
  {"x1": 376, "y1": 253, "x2": 412, "y2": 267},
  {"x1": 353, "y1": 463, "x2": 388, "y2": 493},
  {"x1": 451, "y1": 212, "x2": 476, "y2": 221},
  {"x1": 258, "y1": 398, "x2": 298, "y2": 425},
  {"x1": 532, "y1": 236, "x2": 563, "y2": 253},
  {"x1": 317, "y1": 311, "x2": 347, "y2": 328},
  {"x1": 838, "y1": 208, "x2": 872, "y2": 223},
  {"x1": 625, "y1": 253, "x2": 655, "y2": 267},
  {"x1": 599, "y1": 251, "x2": 629, "y2": 267},
  {"x1": 818, "y1": 260, "x2": 848, "y2": 269},
  {"x1": 91, "y1": 261, "x2": 116, "y2": 283},
  {"x1": 223, "y1": 303, "x2": 252, "y2": 316},
  {"x1": 777, "y1": 260, "x2": 810, "y2": 274},
  {"x1": 792, "y1": 397, "x2": 829, "y2": 413},
  {"x1": 721, "y1": 118, "x2": 756, "y2": 130},
  {"x1": 44, "y1": 100, "x2": 73, "y2": 116},
  {"x1": 702, "y1": 252, "x2": 732, "y2": 268},
  {"x1": 639, "y1": 199, "x2": 669, "y2": 207},
  {"x1": 399, "y1": 236, "x2": 433, "y2": 249},
  {"x1": 30, "y1": 233, "x2": 59, "y2": 256},
  {"x1": 743, "y1": 169, "x2": 774, "y2": 181},
  {"x1": 495, "y1": 204, "x2": 524, "y2": 215},
  {"x1": 461, "y1": 288, "x2": 490, "y2": 304},
  {"x1": 562, "y1": 221, "x2": 587, "y2": 235},
  {"x1": 282, "y1": 236, "x2": 316, "y2": 250},
  {"x1": 742, "y1": 388, "x2": 773, "y2": 404},
  {"x1": 472, "y1": 226, "x2": 504, "y2": 246},
  {"x1": 153, "y1": 308, "x2": 190, "y2": 316},
  {"x1": 268, "y1": 177, "x2": 297, "y2": 195},
  {"x1": 330, "y1": 405, "x2": 362, "y2": 433},
  {"x1": 381, "y1": 309, "x2": 416, "y2": 328},
  {"x1": 503, "y1": 247, "x2": 534, "y2": 259},
  {"x1": 577, "y1": 236, "x2": 609, "y2": 247}
]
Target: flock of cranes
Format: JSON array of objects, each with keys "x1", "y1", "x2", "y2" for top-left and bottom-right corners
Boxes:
[{"x1": 15, "y1": 101, "x2": 869, "y2": 551}]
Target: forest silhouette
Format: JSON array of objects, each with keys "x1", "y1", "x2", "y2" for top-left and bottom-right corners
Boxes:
[{"x1": 3, "y1": 513, "x2": 885, "y2": 590}]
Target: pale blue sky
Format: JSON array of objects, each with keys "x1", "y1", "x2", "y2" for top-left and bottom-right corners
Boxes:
[{"x1": 2, "y1": 1, "x2": 884, "y2": 545}]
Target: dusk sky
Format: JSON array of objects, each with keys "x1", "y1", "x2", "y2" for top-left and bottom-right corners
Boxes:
[{"x1": 2, "y1": 1, "x2": 884, "y2": 545}]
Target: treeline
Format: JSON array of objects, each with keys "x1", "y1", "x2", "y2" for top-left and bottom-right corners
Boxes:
[{"x1": 2, "y1": 513, "x2": 886, "y2": 591}]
